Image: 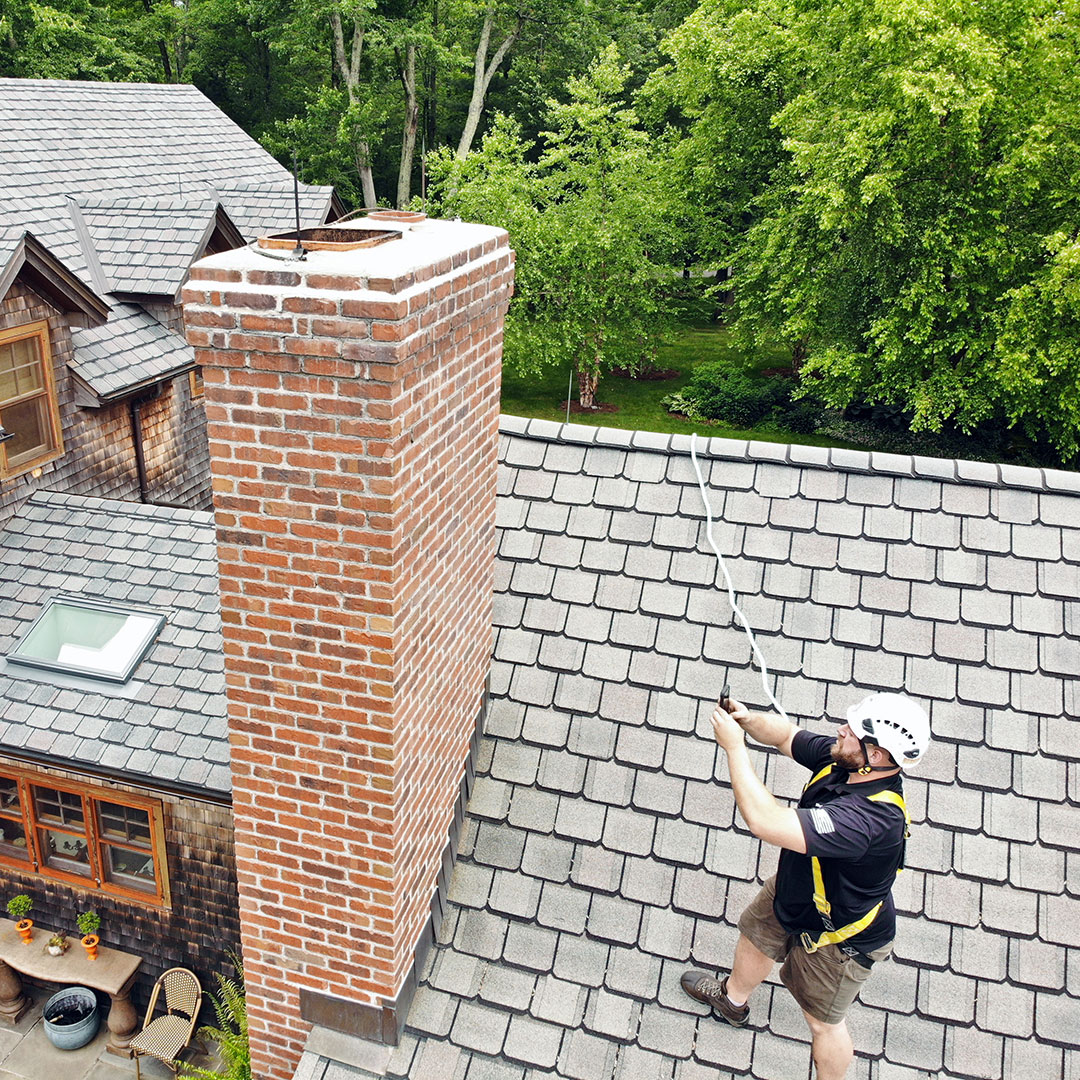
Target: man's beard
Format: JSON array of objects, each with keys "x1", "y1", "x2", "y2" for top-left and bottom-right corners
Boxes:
[{"x1": 830, "y1": 740, "x2": 866, "y2": 772}]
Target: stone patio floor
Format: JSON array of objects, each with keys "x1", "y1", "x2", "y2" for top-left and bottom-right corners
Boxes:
[{"x1": 0, "y1": 990, "x2": 214, "y2": 1080}]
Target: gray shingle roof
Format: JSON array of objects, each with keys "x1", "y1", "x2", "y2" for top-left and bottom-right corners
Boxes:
[
  {"x1": 333, "y1": 417, "x2": 1080, "y2": 1080},
  {"x1": 69, "y1": 301, "x2": 195, "y2": 397},
  {"x1": 215, "y1": 182, "x2": 337, "y2": 243},
  {"x1": 76, "y1": 196, "x2": 221, "y2": 297},
  {"x1": 0, "y1": 490, "x2": 227, "y2": 793},
  {"x1": 0, "y1": 78, "x2": 335, "y2": 396},
  {"x1": 0, "y1": 78, "x2": 329, "y2": 209}
]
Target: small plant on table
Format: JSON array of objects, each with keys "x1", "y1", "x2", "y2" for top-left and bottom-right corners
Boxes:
[
  {"x1": 46, "y1": 933, "x2": 69, "y2": 956},
  {"x1": 7, "y1": 894, "x2": 33, "y2": 944},
  {"x1": 76, "y1": 910, "x2": 101, "y2": 960}
]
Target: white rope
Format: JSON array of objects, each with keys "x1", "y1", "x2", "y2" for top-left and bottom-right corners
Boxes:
[{"x1": 689, "y1": 432, "x2": 791, "y2": 724}]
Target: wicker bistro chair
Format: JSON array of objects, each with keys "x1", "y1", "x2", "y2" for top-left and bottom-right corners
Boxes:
[{"x1": 129, "y1": 967, "x2": 203, "y2": 1079}]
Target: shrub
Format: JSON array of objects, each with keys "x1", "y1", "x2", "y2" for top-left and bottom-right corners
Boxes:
[
  {"x1": 682, "y1": 364, "x2": 791, "y2": 427},
  {"x1": 780, "y1": 401, "x2": 822, "y2": 434},
  {"x1": 76, "y1": 910, "x2": 101, "y2": 937}
]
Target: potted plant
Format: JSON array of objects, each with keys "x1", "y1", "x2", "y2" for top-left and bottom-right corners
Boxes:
[
  {"x1": 45, "y1": 933, "x2": 69, "y2": 956},
  {"x1": 76, "y1": 910, "x2": 100, "y2": 961},
  {"x1": 7, "y1": 894, "x2": 33, "y2": 944}
]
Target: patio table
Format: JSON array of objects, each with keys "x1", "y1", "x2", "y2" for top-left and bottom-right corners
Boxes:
[{"x1": 0, "y1": 924, "x2": 141, "y2": 1055}]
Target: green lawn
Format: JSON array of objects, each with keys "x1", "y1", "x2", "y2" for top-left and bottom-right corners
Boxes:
[{"x1": 500, "y1": 324, "x2": 842, "y2": 446}]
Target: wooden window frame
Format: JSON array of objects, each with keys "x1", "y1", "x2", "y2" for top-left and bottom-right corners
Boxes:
[
  {"x1": 188, "y1": 368, "x2": 204, "y2": 400},
  {"x1": 0, "y1": 320, "x2": 64, "y2": 477},
  {"x1": 0, "y1": 765, "x2": 171, "y2": 908}
]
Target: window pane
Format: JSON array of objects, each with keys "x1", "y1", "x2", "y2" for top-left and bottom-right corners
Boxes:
[
  {"x1": 12, "y1": 599, "x2": 165, "y2": 683},
  {"x1": 33, "y1": 786, "x2": 85, "y2": 828},
  {"x1": 103, "y1": 843, "x2": 156, "y2": 892},
  {"x1": 0, "y1": 776, "x2": 20, "y2": 813},
  {"x1": 97, "y1": 801, "x2": 151, "y2": 846},
  {"x1": 0, "y1": 396, "x2": 53, "y2": 466},
  {"x1": 38, "y1": 827, "x2": 92, "y2": 876},
  {"x1": 0, "y1": 818, "x2": 29, "y2": 861},
  {"x1": 0, "y1": 335, "x2": 45, "y2": 400}
]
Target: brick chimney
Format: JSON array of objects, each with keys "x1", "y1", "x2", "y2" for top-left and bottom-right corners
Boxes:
[{"x1": 182, "y1": 219, "x2": 513, "y2": 1079}]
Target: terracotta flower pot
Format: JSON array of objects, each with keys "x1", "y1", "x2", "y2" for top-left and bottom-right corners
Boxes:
[
  {"x1": 80, "y1": 934, "x2": 99, "y2": 961},
  {"x1": 15, "y1": 919, "x2": 32, "y2": 945}
]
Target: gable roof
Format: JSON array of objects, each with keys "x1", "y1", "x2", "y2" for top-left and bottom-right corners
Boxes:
[
  {"x1": 0, "y1": 78, "x2": 338, "y2": 397},
  {"x1": 0, "y1": 227, "x2": 109, "y2": 324},
  {"x1": 0, "y1": 79, "x2": 325, "y2": 206},
  {"x1": 74, "y1": 197, "x2": 244, "y2": 299},
  {"x1": 0, "y1": 491, "x2": 228, "y2": 795},
  {"x1": 304, "y1": 416, "x2": 1080, "y2": 1080},
  {"x1": 214, "y1": 182, "x2": 340, "y2": 245}
]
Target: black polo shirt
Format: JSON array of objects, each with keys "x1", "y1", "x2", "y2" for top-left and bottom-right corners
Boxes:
[{"x1": 772, "y1": 730, "x2": 907, "y2": 953}]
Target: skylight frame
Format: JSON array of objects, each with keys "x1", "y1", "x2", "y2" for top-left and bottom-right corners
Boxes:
[{"x1": 7, "y1": 595, "x2": 167, "y2": 684}]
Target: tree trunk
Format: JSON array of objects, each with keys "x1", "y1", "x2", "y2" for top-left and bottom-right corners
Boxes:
[
  {"x1": 577, "y1": 367, "x2": 599, "y2": 409},
  {"x1": 792, "y1": 338, "x2": 807, "y2": 377},
  {"x1": 397, "y1": 43, "x2": 419, "y2": 208},
  {"x1": 426, "y1": 0, "x2": 438, "y2": 157},
  {"x1": 331, "y1": 10, "x2": 378, "y2": 207},
  {"x1": 455, "y1": 0, "x2": 523, "y2": 159},
  {"x1": 141, "y1": 0, "x2": 174, "y2": 81}
]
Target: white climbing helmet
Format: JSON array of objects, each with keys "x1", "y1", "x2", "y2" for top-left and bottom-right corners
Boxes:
[{"x1": 846, "y1": 693, "x2": 930, "y2": 770}]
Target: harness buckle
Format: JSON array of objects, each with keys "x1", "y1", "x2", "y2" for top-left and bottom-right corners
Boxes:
[{"x1": 800, "y1": 932, "x2": 819, "y2": 955}]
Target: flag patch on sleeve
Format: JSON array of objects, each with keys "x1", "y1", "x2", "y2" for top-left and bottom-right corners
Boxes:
[{"x1": 809, "y1": 807, "x2": 835, "y2": 835}]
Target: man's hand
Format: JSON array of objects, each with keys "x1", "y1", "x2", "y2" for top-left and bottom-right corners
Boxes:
[
  {"x1": 711, "y1": 700, "x2": 746, "y2": 752},
  {"x1": 722, "y1": 695, "x2": 750, "y2": 725}
]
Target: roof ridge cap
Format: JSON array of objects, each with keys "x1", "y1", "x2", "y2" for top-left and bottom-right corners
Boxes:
[{"x1": 496, "y1": 413, "x2": 1079, "y2": 493}]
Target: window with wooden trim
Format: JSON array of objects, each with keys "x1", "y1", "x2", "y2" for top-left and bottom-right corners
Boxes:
[
  {"x1": 0, "y1": 321, "x2": 63, "y2": 476},
  {"x1": 0, "y1": 767, "x2": 170, "y2": 907},
  {"x1": 188, "y1": 368, "x2": 204, "y2": 400}
]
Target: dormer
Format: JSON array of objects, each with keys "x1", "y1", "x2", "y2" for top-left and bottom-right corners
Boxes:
[{"x1": 0, "y1": 230, "x2": 108, "y2": 481}]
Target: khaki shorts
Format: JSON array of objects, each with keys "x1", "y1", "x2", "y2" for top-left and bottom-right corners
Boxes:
[{"x1": 737, "y1": 876, "x2": 892, "y2": 1025}]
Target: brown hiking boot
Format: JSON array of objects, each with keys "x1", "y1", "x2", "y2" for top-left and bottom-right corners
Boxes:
[{"x1": 680, "y1": 970, "x2": 750, "y2": 1026}]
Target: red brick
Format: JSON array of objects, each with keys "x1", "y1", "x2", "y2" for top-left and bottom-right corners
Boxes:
[
  {"x1": 223, "y1": 290, "x2": 278, "y2": 310},
  {"x1": 283, "y1": 296, "x2": 338, "y2": 315}
]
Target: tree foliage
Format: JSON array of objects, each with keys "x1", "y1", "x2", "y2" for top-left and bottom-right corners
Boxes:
[
  {"x1": 0, "y1": 0, "x2": 153, "y2": 78},
  {"x1": 429, "y1": 45, "x2": 680, "y2": 406},
  {"x1": 658, "y1": 0, "x2": 1080, "y2": 457}
]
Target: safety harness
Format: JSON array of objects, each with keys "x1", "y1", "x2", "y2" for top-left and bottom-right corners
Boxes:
[{"x1": 798, "y1": 764, "x2": 910, "y2": 962}]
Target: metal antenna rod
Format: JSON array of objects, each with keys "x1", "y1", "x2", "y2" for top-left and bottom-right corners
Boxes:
[{"x1": 291, "y1": 152, "x2": 305, "y2": 260}]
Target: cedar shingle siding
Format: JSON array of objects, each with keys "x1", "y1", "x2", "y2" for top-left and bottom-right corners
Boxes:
[{"x1": 0, "y1": 756, "x2": 240, "y2": 1016}]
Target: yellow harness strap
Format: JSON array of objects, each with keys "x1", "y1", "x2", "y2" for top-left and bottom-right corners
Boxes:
[
  {"x1": 866, "y1": 789, "x2": 911, "y2": 826},
  {"x1": 799, "y1": 765, "x2": 909, "y2": 955}
]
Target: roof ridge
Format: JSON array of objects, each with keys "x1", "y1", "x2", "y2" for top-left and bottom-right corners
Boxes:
[
  {"x1": 497, "y1": 414, "x2": 1080, "y2": 494},
  {"x1": 0, "y1": 77, "x2": 203, "y2": 92},
  {"x1": 77, "y1": 195, "x2": 217, "y2": 211}
]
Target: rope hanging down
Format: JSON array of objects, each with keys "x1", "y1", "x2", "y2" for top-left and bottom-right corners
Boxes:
[{"x1": 689, "y1": 433, "x2": 791, "y2": 725}]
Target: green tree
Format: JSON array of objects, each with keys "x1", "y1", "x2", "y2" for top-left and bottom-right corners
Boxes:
[
  {"x1": 430, "y1": 45, "x2": 679, "y2": 407},
  {"x1": 0, "y1": 0, "x2": 152, "y2": 78},
  {"x1": 659, "y1": 0, "x2": 1080, "y2": 458}
]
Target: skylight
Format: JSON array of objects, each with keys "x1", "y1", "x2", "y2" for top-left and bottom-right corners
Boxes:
[{"x1": 8, "y1": 596, "x2": 166, "y2": 683}]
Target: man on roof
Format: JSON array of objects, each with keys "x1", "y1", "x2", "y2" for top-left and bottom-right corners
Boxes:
[{"x1": 681, "y1": 691, "x2": 930, "y2": 1080}]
